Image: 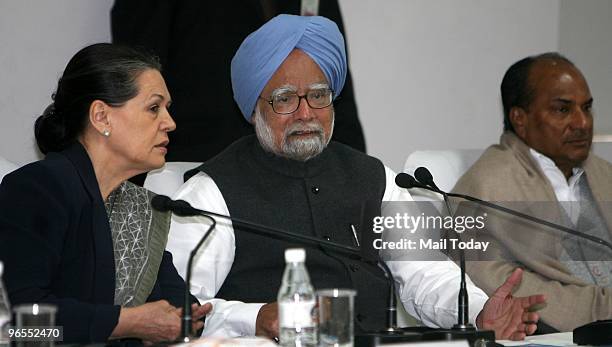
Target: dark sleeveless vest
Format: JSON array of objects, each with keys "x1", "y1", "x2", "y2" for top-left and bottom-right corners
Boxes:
[{"x1": 192, "y1": 135, "x2": 389, "y2": 331}]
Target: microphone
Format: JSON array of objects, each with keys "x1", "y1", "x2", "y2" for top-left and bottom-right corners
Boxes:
[
  {"x1": 397, "y1": 169, "x2": 612, "y2": 253},
  {"x1": 395, "y1": 172, "x2": 429, "y2": 190},
  {"x1": 397, "y1": 167, "x2": 612, "y2": 346},
  {"x1": 414, "y1": 167, "x2": 440, "y2": 192},
  {"x1": 152, "y1": 195, "x2": 215, "y2": 341},
  {"x1": 394, "y1": 169, "x2": 496, "y2": 345},
  {"x1": 153, "y1": 195, "x2": 360, "y2": 256},
  {"x1": 359, "y1": 199, "x2": 399, "y2": 333},
  {"x1": 153, "y1": 195, "x2": 426, "y2": 343},
  {"x1": 413, "y1": 168, "x2": 473, "y2": 331},
  {"x1": 152, "y1": 194, "x2": 199, "y2": 216}
]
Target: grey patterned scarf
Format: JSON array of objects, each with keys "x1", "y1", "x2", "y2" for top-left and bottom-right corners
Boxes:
[{"x1": 105, "y1": 181, "x2": 171, "y2": 306}]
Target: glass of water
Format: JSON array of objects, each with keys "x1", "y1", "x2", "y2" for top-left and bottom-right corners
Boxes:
[{"x1": 316, "y1": 289, "x2": 356, "y2": 347}]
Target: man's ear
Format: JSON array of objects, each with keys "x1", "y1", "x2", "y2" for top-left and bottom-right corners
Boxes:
[
  {"x1": 89, "y1": 100, "x2": 111, "y2": 136},
  {"x1": 250, "y1": 105, "x2": 260, "y2": 125},
  {"x1": 509, "y1": 107, "x2": 527, "y2": 139}
]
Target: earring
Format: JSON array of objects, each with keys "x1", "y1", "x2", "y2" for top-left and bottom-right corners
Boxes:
[{"x1": 103, "y1": 129, "x2": 111, "y2": 137}]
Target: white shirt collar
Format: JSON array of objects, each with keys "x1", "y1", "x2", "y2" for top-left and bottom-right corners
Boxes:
[
  {"x1": 529, "y1": 148, "x2": 585, "y2": 223},
  {"x1": 529, "y1": 148, "x2": 584, "y2": 186}
]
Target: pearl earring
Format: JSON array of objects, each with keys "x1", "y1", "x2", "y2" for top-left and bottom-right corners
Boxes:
[{"x1": 103, "y1": 129, "x2": 111, "y2": 137}]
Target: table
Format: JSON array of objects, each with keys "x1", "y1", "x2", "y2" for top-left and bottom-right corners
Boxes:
[{"x1": 498, "y1": 332, "x2": 578, "y2": 346}]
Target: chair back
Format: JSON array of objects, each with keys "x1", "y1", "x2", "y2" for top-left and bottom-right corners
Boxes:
[
  {"x1": 144, "y1": 162, "x2": 202, "y2": 197},
  {"x1": 403, "y1": 149, "x2": 484, "y2": 201}
]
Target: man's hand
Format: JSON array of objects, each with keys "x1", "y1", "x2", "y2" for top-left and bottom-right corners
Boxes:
[
  {"x1": 174, "y1": 302, "x2": 213, "y2": 335},
  {"x1": 476, "y1": 268, "x2": 546, "y2": 340},
  {"x1": 256, "y1": 302, "x2": 279, "y2": 339},
  {"x1": 191, "y1": 302, "x2": 213, "y2": 322}
]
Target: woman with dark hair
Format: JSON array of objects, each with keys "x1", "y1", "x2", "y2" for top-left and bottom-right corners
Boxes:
[{"x1": 0, "y1": 43, "x2": 210, "y2": 343}]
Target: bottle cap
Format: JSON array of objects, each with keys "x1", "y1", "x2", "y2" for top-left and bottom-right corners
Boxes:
[{"x1": 284, "y1": 248, "x2": 306, "y2": 263}]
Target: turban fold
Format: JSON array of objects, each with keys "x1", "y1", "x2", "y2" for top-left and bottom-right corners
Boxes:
[{"x1": 231, "y1": 14, "x2": 347, "y2": 122}]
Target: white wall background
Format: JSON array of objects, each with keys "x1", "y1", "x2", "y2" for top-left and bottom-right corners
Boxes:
[
  {"x1": 0, "y1": 0, "x2": 610, "y2": 171},
  {"x1": 0, "y1": 0, "x2": 114, "y2": 165},
  {"x1": 339, "y1": 0, "x2": 560, "y2": 170},
  {"x1": 559, "y1": 0, "x2": 612, "y2": 135}
]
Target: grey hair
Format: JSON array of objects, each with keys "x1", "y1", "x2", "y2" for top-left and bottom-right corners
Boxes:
[{"x1": 253, "y1": 105, "x2": 334, "y2": 161}]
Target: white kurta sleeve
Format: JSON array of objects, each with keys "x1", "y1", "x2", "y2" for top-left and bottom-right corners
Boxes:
[
  {"x1": 381, "y1": 166, "x2": 488, "y2": 328},
  {"x1": 166, "y1": 172, "x2": 264, "y2": 337}
]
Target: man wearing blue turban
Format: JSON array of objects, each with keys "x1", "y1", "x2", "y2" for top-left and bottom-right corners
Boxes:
[
  {"x1": 231, "y1": 14, "x2": 347, "y2": 124},
  {"x1": 167, "y1": 14, "x2": 544, "y2": 340}
]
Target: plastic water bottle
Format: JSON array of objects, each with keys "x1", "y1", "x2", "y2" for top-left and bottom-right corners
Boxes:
[
  {"x1": 0, "y1": 262, "x2": 11, "y2": 346},
  {"x1": 278, "y1": 248, "x2": 317, "y2": 347}
]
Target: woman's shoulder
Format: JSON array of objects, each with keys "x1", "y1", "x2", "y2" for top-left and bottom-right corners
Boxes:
[
  {"x1": 13, "y1": 151, "x2": 75, "y2": 177},
  {"x1": 28, "y1": 151, "x2": 74, "y2": 170},
  {"x1": 0, "y1": 152, "x2": 82, "y2": 201}
]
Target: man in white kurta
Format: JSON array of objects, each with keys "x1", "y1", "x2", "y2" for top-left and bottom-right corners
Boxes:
[
  {"x1": 168, "y1": 164, "x2": 491, "y2": 336},
  {"x1": 166, "y1": 14, "x2": 544, "y2": 341}
]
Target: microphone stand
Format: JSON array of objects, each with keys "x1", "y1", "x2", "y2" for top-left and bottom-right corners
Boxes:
[
  {"x1": 151, "y1": 196, "x2": 216, "y2": 342},
  {"x1": 398, "y1": 168, "x2": 612, "y2": 346},
  {"x1": 401, "y1": 169, "x2": 612, "y2": 256},
  {"x1": 200, "y1": 205, "x2": 436, "y2": 341},
  {"x1": 404, "y1": 169, "x2": 495, "y2": 346},
  {"x1": 195, "y1": 201, "x2": 412, "y2": 337},
  {"x1": 415, "y1": 167, "x2": 472, "y2": 330},
  {"x1": 356, "y1": 199, "x2": 400, "y2": 335},
  {"x1": 183, "y1": 213, "x2": 215, "y2": 341},
  {"x1": 153, "y1": 196, "x2": 432, "y2": 346}
]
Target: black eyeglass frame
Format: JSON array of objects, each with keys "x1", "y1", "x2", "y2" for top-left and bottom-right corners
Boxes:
[{"x1": 258, "y1": 88, "x2": 335, "y2": 115}]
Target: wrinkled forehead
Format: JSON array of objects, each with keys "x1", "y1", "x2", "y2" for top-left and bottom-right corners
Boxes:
[
  {"x1": 262, "y1": 49, "x2": 329, "y2": 95},
  {"x1": 270, "y1": 83, "x2": 330, "y2": 97}
]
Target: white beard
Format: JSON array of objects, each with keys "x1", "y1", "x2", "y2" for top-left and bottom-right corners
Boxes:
[{"x1": 253, "y1": 106, "x2": 334, "y2": 162}]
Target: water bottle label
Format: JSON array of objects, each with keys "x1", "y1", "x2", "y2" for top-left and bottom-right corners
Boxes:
[
  {"x1": 279, "y1": 301, "x2": 315, "y2": 328},
  {"x1": 0, "y1": 315, "x2": 10, "y2": 342}
]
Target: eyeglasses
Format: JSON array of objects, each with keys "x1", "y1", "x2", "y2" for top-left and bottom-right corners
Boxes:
[{"x1": 259, "y1": 88, "x2": 334, "y2": 115}]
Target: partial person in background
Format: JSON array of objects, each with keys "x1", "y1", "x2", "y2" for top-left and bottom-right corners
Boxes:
[
  {"x1": 167, "y1": 14, "x2": 545, "y2": 341},
  {"x1": 0, "y1": 43, "x2": 210, "y2": 343},
  {"x1": 453, "y1": 52, "x2": 612, "y2": 332},
  {"x1": 111, "y1": 0, "x2": 365, "y2": 165}
]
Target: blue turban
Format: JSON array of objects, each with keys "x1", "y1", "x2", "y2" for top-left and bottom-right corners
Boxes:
[{"x1": 231, "y1": 14, "x2": 347, "y2": 122}]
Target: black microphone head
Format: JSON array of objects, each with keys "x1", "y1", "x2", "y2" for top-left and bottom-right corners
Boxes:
[
  {"x1": 395, "y1": 172, "x2": 422, "y2": 189},
  {"x1": 151, "y1": 194, "x2": 172, "y2": 212},
  {"x1": 172, "y1": 199, "x2": 199, "y2": 217},
  {"x1": 414, "y1": 167, "x2": 439, "y2": 191},
  {"x1": 151, "y1": 195, "x2": 199, "y2": 217}
]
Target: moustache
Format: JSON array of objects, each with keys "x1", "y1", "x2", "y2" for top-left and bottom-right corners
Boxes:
[
  {"x1": 564, "y1": 130, "x2": 592, "y2": 143},
  {"x1": 285, "y1": 122, "x2": 324, "y2": 137}
]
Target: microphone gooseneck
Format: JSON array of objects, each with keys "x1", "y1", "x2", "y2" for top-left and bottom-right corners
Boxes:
[
  {"x1": 152, "y1": 195, "x2": 200, "y2": 217},
  {"x1": 395, "y1": 169, "x2": 496, "y2": 345},
  {"x1": 412, "y1": 167, "x2": 472, "y2": 330},
  {"x1": 398, "y1": 166, "x2": 612, "y2": 346},
  {"x1": 396, "y1": 168, "x2": 612, "y2": 252},
  {"x1": 448, "y1": 191, "x2": 612, "y2": 252},
  {"x1": 151, "y1": 194, "x2": 172, "y2": 212},
  {"x1": 153, "y1": 195, "x2": 405, "y2": 336},
  {"x1": 152, "y1": 194, "x2": 215, "y2": 341}
]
